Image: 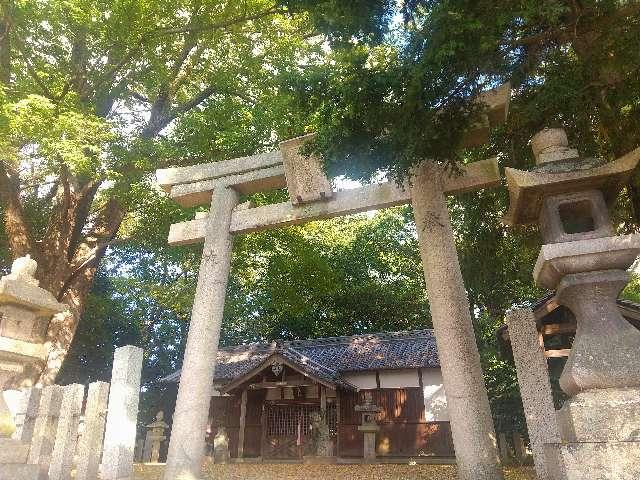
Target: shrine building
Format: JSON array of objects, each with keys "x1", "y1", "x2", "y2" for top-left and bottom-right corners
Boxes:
[{"x1": 162, "y1": 330, "x2": 455, "y2": 462}]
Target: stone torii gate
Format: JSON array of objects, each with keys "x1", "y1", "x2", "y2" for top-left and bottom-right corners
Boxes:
[{"x1": 157, "y1": 85, "x2": 509, "y2": 480}]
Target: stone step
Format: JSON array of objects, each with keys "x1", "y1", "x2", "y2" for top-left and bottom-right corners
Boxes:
[
  {"x1": 0, "y1": 438, "x2": 30, "y2": 463},
  {"x1": 0, "y1": 463, "x2": 41, "y2": 480}
]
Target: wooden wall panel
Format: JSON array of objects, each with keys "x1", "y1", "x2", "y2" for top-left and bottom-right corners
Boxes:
[
  {"x1": 377, "y1": 422, "x2": 454, "y2": 457},
  {"x1": 338, "y1": 390, "x2": 361, "y2": 425},
  {"x1": 337, "y1": 388, "x2": 454, "y2": 458},
  {"x1": 208, "y1": 394, "x2": 242, "y2": 458},
  {"x1": 243, "y1": 425, "x2": 263, "y2": 457},
  {"x1": 337, "y1": 424, "x2": 364, "y2": 457}
]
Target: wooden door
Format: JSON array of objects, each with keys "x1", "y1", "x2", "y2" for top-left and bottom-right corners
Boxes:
[{"x1": 262, "y1": 403, "x2": 317, "y2": 459}]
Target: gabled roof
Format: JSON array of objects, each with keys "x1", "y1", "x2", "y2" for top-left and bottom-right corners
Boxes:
[{"x1": 161, "y1": 329, "x2": 440, "y2": 389}]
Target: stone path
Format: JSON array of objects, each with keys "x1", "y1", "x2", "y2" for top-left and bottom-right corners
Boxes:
[{"x1": 134, "y1": 463, "x2": 537, "y2": 480}]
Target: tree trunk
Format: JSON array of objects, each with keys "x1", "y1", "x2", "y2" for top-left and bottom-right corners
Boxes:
[
  {"x1": 0, "y1": 0, "x2": 12, "y2": 85},
  {"x1": 39, "y1": 262, "x2": 101, "y2": 385},
  {"x1": 34, "y1": 194, "x2": 125, "y2": 385},
  {"x1": 0, "y1": 167, "x2": 125, "y2": 385}
]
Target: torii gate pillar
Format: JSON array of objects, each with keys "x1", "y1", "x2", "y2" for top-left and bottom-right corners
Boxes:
[
  {"x1": 162, "y1": 187, "x2": 239, "y2": 480},
  {"x1": 411, "y1": 162, "x2": 502, "y2": 480}
]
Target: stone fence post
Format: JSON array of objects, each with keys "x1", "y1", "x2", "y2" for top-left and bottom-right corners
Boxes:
[
  {"x1": 505, "y1": 308, "x2": 560, "y2": 480},
  {"x1": 48, "y1": 383, "x2": 85, "y2": 480},
  {"x1": 12, "y1": 387, "x2": 41, "y2": 444},
  {"x1": 100, "y1": 345, "x2": 144, "y2": 480},
  {"x1": 28, "y1": 385, "x2": 64, "y2": 477},
  {"x1": 76, "y1": 381, "x2": 110, "y2": 480}
]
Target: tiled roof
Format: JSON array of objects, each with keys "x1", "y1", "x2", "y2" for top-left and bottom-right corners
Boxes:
[{"x1": 161, "y1": 329, "x2": 439, "y2": 387}]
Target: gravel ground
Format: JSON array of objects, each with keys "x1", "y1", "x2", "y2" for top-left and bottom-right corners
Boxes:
[{"x1": 134, "y1": 463, "x2": 538, "y2": 480}]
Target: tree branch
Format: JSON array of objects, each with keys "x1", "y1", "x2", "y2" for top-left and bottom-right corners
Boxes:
[
  {"x1": 153, "y1": 6, "x2": 281, "y2": 36},
  {"x1": 507, "y1": 3, "x2": 640, "y2": 48},
  {"x1": 0, "y1": 0, "x2": 13, "y2": 86},
  {"x1": 92, "y1": 4, "x2": 281, "y2": 102},
  {"x1": 13, "y1": 34, "x2": 56, "y2": 99},
  {"x1": 58, "y1": 237, "x2": 126, "y2": 301},
  {"x1": 67, "y1": 180, "x2": 100, "y2": 261},
  {"x1": 0, "y1": 161, "x2": 35, "y2": 257}
]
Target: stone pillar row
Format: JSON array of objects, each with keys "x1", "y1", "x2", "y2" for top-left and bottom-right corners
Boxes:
[{"x1": 0, "y1": 344, "x2": 143, "y2": 479}]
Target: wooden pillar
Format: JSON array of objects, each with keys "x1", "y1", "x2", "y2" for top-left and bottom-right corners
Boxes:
[
  {"x1": 336, "y1": 390, "x2": 341, "y2": 456},
  {"x1": 320, "y1": 386, "x2": 327, "y2": 413},
  {"x1": 237, "y1": 389, "x2": 248, "y2": 459}
]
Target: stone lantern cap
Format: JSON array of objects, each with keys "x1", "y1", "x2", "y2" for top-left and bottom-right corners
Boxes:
[
  {"x1": 146, "y1": 411, "x2": 169, "y2": 430},
  {"x1": 354, "y1": 392, "x2": 382, "y2": 413},
  {"x1": 503, "y1": 128, "x2": 640, "y2": 226},
  {"x1": 0, "y1": 256, "x2": 66, "y2": 316}
]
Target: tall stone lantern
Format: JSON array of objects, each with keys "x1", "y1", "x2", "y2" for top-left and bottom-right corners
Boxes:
[
  {"x1": 0, "y1": 256, "x2": 66, "y2": 436},
  {"x1": 143, "y1": 411, "x2": 169, "y2": 463},
  {"x1": 355, "y1": 392, "x2": 381, "y2": 461},
  {"x1": 504, "y1": 128, "x2": 640, "y2": 479}
]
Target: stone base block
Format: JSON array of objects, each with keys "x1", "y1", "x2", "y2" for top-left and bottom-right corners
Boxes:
[
  {"x1": 0, "y1": 463, "x2": 41, "y2": 480},
  {"x1": 557, "y1": 387, "x2": 640, "y2": 442},
  {"x1": 0, "y1": 438, "x2": 30, "y2": 463},
  {"x1": 545, "y1": 440, "x2": 640, "y2": 480},
  {"x1": 302, "y1": 455, "x2": 337, "y2": 464}
]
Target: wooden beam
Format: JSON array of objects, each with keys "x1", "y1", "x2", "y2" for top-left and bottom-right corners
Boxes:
[
  {"x1": 167, "y1": 158, "x2": 500, "y2": 246},
  {"x1": 320, "y1": 386, "x2": 327, "y2": 413},
  {"x1": 237, "y1": 389, "x2": 248, "y2": 459},
  {"x1": 218, "y1": 353, "x2": 339, "y2": 394},
  {"x1": 544, "y1": 348, "x2": 571, "y2": 358},
  {"x1": 534, "y1": 297, "x2": 560, "y2": 321},
  {"x1": 248, "y1": 380, "x2": 315, "y2": 389},
  {"x1": 156, "y1": 150, "x2": 283, "y2": 193},
  {"x1": 540, "y1": 322, "x2": 576, "y2": 336}
]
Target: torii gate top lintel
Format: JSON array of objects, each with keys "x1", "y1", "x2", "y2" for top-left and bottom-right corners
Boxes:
[{"x1": 157, "y1": 84, "x2": 509, "y2": 246}]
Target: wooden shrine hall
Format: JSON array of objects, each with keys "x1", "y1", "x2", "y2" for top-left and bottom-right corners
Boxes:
[
  {"x1": 498, "y1": 294, "x2": 640, "y2": 361},
  {"x1": 162, "y1": 330, "x2": 455, "y2": 462}
]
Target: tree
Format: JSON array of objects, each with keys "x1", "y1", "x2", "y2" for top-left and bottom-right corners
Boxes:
[
  {"x1": 0, "y1": 0, "x2": 321, "y2": 384},
  {"x1": 286, "y1": 1, "x2": 640, "y2": 184}
]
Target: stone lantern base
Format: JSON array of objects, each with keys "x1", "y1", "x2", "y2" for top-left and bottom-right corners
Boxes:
[
  {"x1": 543, "y1": 385, "x2": 640, "y2": 479},
  {"x1": 358, "y1": 424, "x2": 379, "y2": 461},
  {"x1": 557, "y1": 387, "x2": 640, "y2": 443},
  {"x1": 545, "y1": 440, "x2": 640, "y2": 480}
]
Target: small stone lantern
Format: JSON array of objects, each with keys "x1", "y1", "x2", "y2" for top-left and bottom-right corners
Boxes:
[
  {"x1": 213, "y1": 425, "x2": 230, "y2": 464},
  {"x1": 355, "y1": 392, "x2": 381, "y2": 461},
  {"x1": 143, "y1": 411, "x2": 169, "y2": 463},
  {"x1": 0, "y1": 255, "x2": 66, "y2": 437},
  {"x1": 504, "y1": 128, "x2": 640, "y2": 478}
]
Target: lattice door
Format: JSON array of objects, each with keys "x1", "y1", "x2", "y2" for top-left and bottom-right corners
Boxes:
[{"x1": 262, "y1": 403, "x2": 338, "y2": 459}]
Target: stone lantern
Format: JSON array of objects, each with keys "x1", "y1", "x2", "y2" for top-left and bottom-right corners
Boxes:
[
  {"x1": 0, "y1": 255, "x2": 66, "y2": 437},
  {"x1": 504, "y1": 128, "x2": 640, "y2": 479},
  {"x1": 355, "y1": 392, "x2": 381, "y2": 461},
  {"x1": 143, "y1": 411, "x2": 169, "y2": 463}
]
